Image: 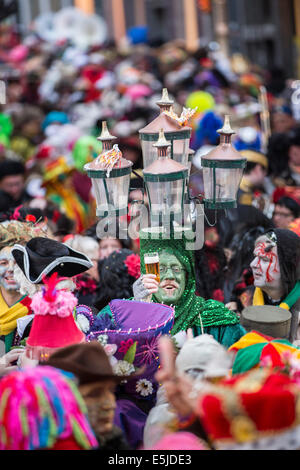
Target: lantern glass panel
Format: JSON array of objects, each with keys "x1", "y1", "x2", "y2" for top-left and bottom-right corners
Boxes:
[
  {"x1": 141, "y1": 137, "x2": 190, "y2": 168},
  {"x1": 147, "y1": 179, "x2": 184, "y2": 216},
  {"x1": 202, "y1": 166, "x2": 244, "y2": 205},
  {"x1": 91, "y1": 173, "x2": 131, "y2": 214},
  {"x1": 172, "y1": 138, "x2": 190, "y2": 167},
  {"x1": 141, "y1": 140, "x2": 157, "y2": 168}
]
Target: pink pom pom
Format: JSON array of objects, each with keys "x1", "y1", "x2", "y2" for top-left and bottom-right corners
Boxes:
[{"x1": 31, "y1": 289, "x2": 78, "y2": 317}]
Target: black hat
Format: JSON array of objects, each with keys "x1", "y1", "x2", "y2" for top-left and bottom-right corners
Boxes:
[
  {"x1": 12, "y1": 237, "x2": 93, "y2": 284},
  {"x1": 0, "y1": 160, "x2": 26, "y2": 181}
]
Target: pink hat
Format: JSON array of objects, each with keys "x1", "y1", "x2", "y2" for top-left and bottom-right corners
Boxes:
[
  {"x1": 151, "y1": 432, "x2": 208, "y2": 451},
  {"x1": 125, "y1": 84, "x2": 152, "y2": 101},
  {"x1": 8, "y1": 45, "x2": 29, "y2": 63},
  {"x1": 26, "y1": 273, "x2": 85, "y2": 361}
]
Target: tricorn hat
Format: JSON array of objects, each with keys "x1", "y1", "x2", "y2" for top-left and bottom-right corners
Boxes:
[
  {"x1": 12, "y1": 237, "x2": 93, "y2": 284},
  {"x1": 46, "y1": 341, "x2": 135, "y2": 385}
]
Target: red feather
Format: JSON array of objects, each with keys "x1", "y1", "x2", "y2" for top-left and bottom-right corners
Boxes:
[{"x1": 41, "y1": 272, "x2": 63, "y2": 302}]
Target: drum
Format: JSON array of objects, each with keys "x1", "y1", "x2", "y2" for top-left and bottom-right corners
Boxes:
[{"x1": 241, "y1": 305, "x2": 291, "y2": 339}]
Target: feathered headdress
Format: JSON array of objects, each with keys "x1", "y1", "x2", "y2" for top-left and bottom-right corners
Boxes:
[{"x1": 0, "y1": 220, "x2": 45, "y2": 251}]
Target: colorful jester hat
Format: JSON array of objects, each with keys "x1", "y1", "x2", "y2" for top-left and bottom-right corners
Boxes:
[
  {"x1": 0, "y1": 366, "x2": 98, "y2": 450},
  {"x1": 26, "y1": 272, "x2": 85, "y2": 361},
  {"x1": 197, "y1": 367, "x2": 300, "y2": 450},
  {"x1": 86, "y1": 299, "x2": 175, "y2": 402},
  {"x1": 229, "y1": 331, "x2": 300, "y2": 375}
]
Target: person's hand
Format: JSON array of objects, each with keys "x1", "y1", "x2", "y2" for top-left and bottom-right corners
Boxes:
[
  {"x1": 155, "y1": 336, "x2": 195, "y2": 418},
  {"x1": 0, "y1": 348, "x2": 25, "y2": 377},
  {"x1": 225, "y1": 302, "x2": 238, "y2": 312},
  {"x1": 17, "y1": 352, "x2": 38, "y2": 369},
  {"x1": 133, "y1": 274, "x2": 159, "y2": 301},
  {"x1": 141, "y1": 274, "x2": 159, "y2": 295}
]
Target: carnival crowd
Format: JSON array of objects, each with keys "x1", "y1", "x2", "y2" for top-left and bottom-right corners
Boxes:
[{"x1": 0, "y1": 7, "x2": 300, "y2": 451}]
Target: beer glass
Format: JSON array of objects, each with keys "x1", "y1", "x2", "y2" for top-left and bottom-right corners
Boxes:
[{"x1": 144, "y1": 252, "x2": 160, "y2": 283}]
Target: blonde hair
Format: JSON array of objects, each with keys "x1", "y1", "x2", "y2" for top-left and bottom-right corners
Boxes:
[{"x1": 64, "y1": 235, "x2": 98, "y2": 260}]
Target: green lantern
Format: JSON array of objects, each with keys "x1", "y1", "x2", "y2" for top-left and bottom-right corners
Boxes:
[
  {"x1": 139, "y1": 88, "x2": 192, "y2": 169},
  {"x1": 84, "y1": 121, "x2": 133, "y2": 217},
  {"x1": 143, "y1": 128, "x2": 188, "y2": 228},
  {"x1": 201, "y1": 115, "x2": 247, "y2": 210}
]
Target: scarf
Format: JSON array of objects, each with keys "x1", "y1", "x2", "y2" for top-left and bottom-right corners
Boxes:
[
  {"x1": 0, "y1": 290, "x2": 31, "y2": 336},
  {"x1": 253, "y1": 281, "x2": 300, "y2": 311}
]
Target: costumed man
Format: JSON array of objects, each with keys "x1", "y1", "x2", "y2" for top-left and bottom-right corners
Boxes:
[
  {"x1": 249, "y1": 228, "x2": 300, "y2": 344},
  {"x1": 133, "y1": 228, "x2": 246, "y2": 349},
  {"x1": 11, "y1": 236, "x2": 94, "y2": 345},
  {"x1": 0, "y1": 221, "x2": 44, "y2": 355},
  {"x1": 46, "y1": 342, "x2": 132, "y2": 451}
]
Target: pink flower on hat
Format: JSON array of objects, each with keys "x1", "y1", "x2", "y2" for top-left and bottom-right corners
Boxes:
[
  {"x1": 119, "y1": 338, "x2": 134, "y2": 354},
  {"x1": 124, "y1": 253, "x2": 141, "y2": 279}
]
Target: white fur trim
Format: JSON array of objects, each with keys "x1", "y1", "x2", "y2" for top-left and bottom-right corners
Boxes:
[{"x1": 17, "y1": 314, "x2": 34, "y2": 338}]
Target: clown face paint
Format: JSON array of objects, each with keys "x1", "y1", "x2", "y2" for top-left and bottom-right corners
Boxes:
[
  {"x1": 154, "y1": 251, "x2": 186, "y2": 305},
  {"x1": 0, "y1": 247, "x2": 20, "y2": 291},
  {"x1": 250, "y1": 236, "x2": 282, "y2": 291}
]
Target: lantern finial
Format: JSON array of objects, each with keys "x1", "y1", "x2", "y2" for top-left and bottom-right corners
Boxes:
[
  {"x1": 97, "y1": 121, "x2": 117, "y2": 150},
  {"x1": 153, "y1": 128, "x2": 171, "y2": 157},
  {"x1": 217, "y1": 115, "x2": 235, "y2": 136},
  {"x1": 153, "y1": 128, "x2": 170, "y2": 148},
  {"x1": 156, "y1": 88, "x2": 174, "y2": 112}
]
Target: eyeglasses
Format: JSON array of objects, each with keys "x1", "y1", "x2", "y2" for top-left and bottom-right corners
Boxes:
[{"x1": 159, "y1": 265, "x2": 185, "y2": 275}]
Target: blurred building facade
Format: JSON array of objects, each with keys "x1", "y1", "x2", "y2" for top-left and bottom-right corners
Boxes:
[{"x1": 1, "y1": 0, "x2": 299, "y2": 76}]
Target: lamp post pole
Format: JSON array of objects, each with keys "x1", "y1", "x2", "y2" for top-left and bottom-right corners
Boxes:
[
  {"x1": 212, "y1": 0, "x2": 229, "y2": 57},
  {"x1": 183, "y1": 0, "x2": 199, "y2": 52},
  {"x1": 74, "y1": 0, "x2": 95, "y2": 15},
  {"x1": 111, "y1": 0, "x2": 127, "y2": 47}
]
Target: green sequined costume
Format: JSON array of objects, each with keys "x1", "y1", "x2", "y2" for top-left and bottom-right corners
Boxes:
[{"x1": 139, "y1": 227, "x2": 246, "y2": 348}]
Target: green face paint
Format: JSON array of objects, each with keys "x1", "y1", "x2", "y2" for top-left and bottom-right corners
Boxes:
[{"x1": 154, "y1": 251, "x2": 186, "y2": 305}]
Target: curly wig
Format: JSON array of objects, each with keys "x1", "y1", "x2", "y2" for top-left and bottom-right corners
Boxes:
[{"x1": 94, "y1": 249, "x2": 140, "y2": 311}]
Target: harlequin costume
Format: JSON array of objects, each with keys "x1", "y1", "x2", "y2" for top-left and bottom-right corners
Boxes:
[
  {"x1": 229, "y1": 331, "x2": 300, "y2": 375},
  {"x1": 138, "y1": 228, "x2": 246, "y2": 348}
]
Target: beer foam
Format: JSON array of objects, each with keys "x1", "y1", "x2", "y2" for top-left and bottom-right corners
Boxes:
[{"x1": 144, "y1": 254, "x2": 159, "y2": 264}]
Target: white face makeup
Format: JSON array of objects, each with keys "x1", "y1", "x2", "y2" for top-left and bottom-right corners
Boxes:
[
  {"x1": 250, "y1": 235, "x2": 282, "y2": 291},
  {"x1": 0, "y1": 247, "x2": 20, "y2": 291}
]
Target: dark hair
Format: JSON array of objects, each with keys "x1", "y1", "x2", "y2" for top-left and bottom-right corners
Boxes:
[
  {"x1": 94, "y1": 249, "x2": 138, "y2": 311},
  {"x1": 288, "y1": 127, "x2": 300, "y2": 147},
  {"x1": 276, "y1": 197, "x2": 300, "y2": 219},
  {"x1": 267, "y1": 133, "x2": 290, "y2": 177},
  {"x1": 0, "y1": 159, "x2": 25, "y2": 181}
]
